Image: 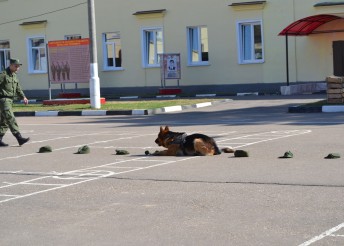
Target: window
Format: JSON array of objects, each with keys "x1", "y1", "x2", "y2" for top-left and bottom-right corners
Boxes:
[
  {"x1": 237, "y1": 21, "x2": 264, "y2": 64},
  {"x1": 102, "y1": 32, "x2": 122, "y2": 70},
  {"x1": 142, "y1": 28, "x2": 163, "y2": 67},
  {"x1": 0, "y1": 40, "x2": 10, "y2": 71},
  {"x1": 27, "y1": 36, "x2": 47, "y2": 73},
  {"x1": 187, "y1": 26, "x2": 209, "y2": 65},
  {"x1": 65, "y1": 34, "x2": 82, "y2": 40}
]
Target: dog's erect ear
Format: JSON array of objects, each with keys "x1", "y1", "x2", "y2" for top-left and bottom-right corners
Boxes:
[
  {"x1": 164, "y1": 126, "x2": 169, "y2": 131},
  {"x1": 160, "y1": 126, "x2": 164, "y2": 132}
]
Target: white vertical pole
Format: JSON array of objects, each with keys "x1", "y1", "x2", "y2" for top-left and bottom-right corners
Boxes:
[{"x1": 88, "y1": 0, "x2": 101, "y2": 109}]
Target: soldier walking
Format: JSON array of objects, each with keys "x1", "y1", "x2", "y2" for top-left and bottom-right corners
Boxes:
[{"x1": 0, "y1": 58, "x2": 30, "y2": 147}]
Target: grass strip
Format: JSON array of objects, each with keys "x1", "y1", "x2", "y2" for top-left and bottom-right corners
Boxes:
[{"x1": 13, "y1": 98, "x2": 221, "y2": 112}]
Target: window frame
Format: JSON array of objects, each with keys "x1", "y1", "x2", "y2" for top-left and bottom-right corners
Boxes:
[
  {"x1": 141, "y1": 27, "x2": 164, "y2": 68},
  {"x1": 236, "y1": 20, "x2": 264, "y2": 64},
  {"x1": 186, "y1": 26, "x2": 209, "y2": 66},
  {"x1": 27, "y1": 36, "x2": 47, "y2": 74},
  {"x1": 0, "y1": 40, "x2": 10, "y2": 72},
  {"x1": 102, "y1": 32, "x2": 123, "y2": 71}
]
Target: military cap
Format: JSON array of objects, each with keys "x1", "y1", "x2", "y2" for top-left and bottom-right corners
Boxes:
[
  {"x1": 279, "y1": 151, "x2": 293, "y2": 158},
  {"x1": 324, "y1": 153, "x2": 340, "y2": 159},
  {"x1": 10, "y1": 58, "x2": 22, "y2": 65},
  {"x1": 115, "y1": 149, "x2": 129, "y2": 155},
  {"x1": 38, "y1": 145, "x2": 52, "y2": 153},
  {"x1": 76, "y1": 145, "x2": 90, "y2": 154},
  {"x1": 234, "y1": 150, "x2": 249, "y2": 157}
]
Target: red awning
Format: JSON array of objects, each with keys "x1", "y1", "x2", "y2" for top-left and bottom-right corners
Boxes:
[{"x1": 279, "y1": 14, "x2": 341, "y2": 36}]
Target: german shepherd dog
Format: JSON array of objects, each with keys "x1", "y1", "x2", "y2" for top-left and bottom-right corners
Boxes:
[{"x1": 153, "y1": 126, "x2": 222, "y2": 156}]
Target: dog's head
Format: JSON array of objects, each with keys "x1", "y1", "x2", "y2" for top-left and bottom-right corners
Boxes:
[{"x1": 155, "y1": 126, "x2": 172, "y2": 147}]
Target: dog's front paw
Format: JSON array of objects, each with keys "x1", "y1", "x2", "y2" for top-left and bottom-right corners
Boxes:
[
  {"x1": 145, "y1": 150, "x2": 161, "y2": 156},
  {"x1": 151, "y1": 150, "x2": 161, "y2": 156}
]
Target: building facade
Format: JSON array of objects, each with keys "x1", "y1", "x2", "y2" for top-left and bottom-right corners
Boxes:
[{"x1": 0, "y1": 0, "x2": 343, "y2": 97}]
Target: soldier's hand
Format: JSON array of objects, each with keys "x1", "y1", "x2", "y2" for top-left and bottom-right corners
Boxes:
[{"x1": 23, "y1": 97, "x2": 29, "y2": 105}]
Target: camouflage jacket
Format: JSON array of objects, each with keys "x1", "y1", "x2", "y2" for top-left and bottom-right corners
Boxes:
[{"x1": 0, "y1": 67, "x2": 25, "y2": 99}]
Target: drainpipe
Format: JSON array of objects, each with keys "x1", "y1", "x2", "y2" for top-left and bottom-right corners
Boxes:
[{"x1": 286, "y1": 33, "x2": 290, "y2": 86}]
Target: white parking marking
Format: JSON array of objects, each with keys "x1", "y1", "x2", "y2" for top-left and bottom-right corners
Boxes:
[
  {"x1": 0, "y1": 129, "x2": 312, "y2": 205},
  {"x1": 299, "y1": 222, "x2": 344, "y2": 245},
  {"x1": 0, "y1": 133, "x2": 157, "y2": 162},
  {"x1": 217, "y1": 130, "x2": 311, "y2": 148},
  {"x1": 0, "y1": 156, "x2": 198, "y2": 204}
]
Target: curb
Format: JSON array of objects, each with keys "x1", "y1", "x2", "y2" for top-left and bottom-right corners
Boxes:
[
  {"x1": 288, "y1": 106, "x2": 322, "y2": 113},
  {"x1": 14, "y1": 99, "x2": 233, "y2": 117},
  {"x1": 288, "y1": 105, "x2": 344, "y2": 113}
]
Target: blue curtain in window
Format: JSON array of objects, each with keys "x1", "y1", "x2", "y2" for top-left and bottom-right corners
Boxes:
[{"x1": 243, "y1": 25, "x2": 251, "y2": 60}]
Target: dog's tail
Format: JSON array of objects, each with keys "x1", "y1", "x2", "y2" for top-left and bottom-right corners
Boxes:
[
  {"x1": 221, "y1": 147, "x2": 235, "y2": 153},
  {"x1": 213, "y1": 141, "x2": 234, "y2": 155}
]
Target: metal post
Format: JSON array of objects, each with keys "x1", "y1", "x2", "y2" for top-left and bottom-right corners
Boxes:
[
  {"x1": 286, "y1": 34, "x2": 290, "y2": 86},
  {"x1": 88, "y1": 0, "x2": 101, "y2": 109}
]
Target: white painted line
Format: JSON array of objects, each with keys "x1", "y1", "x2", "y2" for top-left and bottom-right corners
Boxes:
[
  {"x1": 21, "y1": 99, "x2": 37, "y2": 103},
  {"x1": 0, "y1": 129, "x2": 313, "y2": 205},
  {"x1": 217, "y1": 130, "x2": 312, "y2": 148},
  {"x1": 322, "y1": 105, "x2": 344, "y2": 113},
  {"x1": 156, "y1": 95, "x2": 176, "y2": 98},
  {"x1": 35, "y1": 111, "x2": 59, "y2": 117},
  {"x1": 196, "y1": 94, "x2": 216, "y2": 97},
  {"x1": 24, "y1": 183, "x2": 64, "y2": 186},
  {"x1": 81, "y1": 110, "x2": 107, "y2": 116},
  {"x1": 163, "y1": 105, "x2": 183, "y2": 112},
  {"x1": 0, "y1": 176, "x2": 51, "y2": 189},
  {"x1": 30, "y1": 132, "x2": 107, "y2": 144},
  {"x1": 120, "y1": 96, "x2": 139, "y2": 99},
  {"x1": 0, "y1": 133, "x2": 156, "y2": 162},
  {"x1": 52, "y1": 176, "x2": 89, "y2": 180},
  {"x1": 0, "y1": 156, "x2": 198, "y2": 204},
  {"x1": 195, "y1": 102, "x2": 212, "y2": 108},
  {"x1": 132, "y1": 109, "x2": 146, "y2": 115},
  {"x1": 107, "y1": 166, "x2": 146, "y2": 169},
  {"x1": 237, "y1": 92, "x2": 259, "y2": 96},
  {"x1": 299, "y1": 222, "x2": 344, "y2": 246}
]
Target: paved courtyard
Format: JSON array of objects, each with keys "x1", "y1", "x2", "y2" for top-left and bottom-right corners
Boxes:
[{"x1": 1, "y1": 95, "x2": 344, "y2": 246}]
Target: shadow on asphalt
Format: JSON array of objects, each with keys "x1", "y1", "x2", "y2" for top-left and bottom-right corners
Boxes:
[{"x1": 69, "y1": 95, "x2": 344, "y2": 127}]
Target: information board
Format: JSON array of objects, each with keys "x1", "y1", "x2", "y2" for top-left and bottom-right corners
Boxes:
[
  {"x1": 160, "y1": 53, "x2": 181, "y2": 80},
  {"x1": 48, "y1": 38, "x2": 90, "y2": 84}
]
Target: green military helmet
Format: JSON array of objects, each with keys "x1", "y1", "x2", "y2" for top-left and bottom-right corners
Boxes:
[
  {"x1": 279, "y1": 151, "x2": 293, "y2": 158},
  {"x1": 324, "y1": 153, "x2": 340, "y2": 159},
  {"x1": 38, "y1": 145, "x2": 52, "y2": 153},
  {"x1": 234, "y1": 150, "x2": 249, "y2": 157},
  {"x1": 76, "y1": 145, "x2": 90, "y2": 154},
  {"x1": 115, "y1": 149, "x2": 129, "y2": 155}
]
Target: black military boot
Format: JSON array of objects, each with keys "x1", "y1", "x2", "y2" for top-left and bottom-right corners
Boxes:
[
  {"x1": 0, "y1": 134, "x2": 9, "y2": 147},
  {"x1": 14, "y1": 132, "x2": 30, "y2": 146}
]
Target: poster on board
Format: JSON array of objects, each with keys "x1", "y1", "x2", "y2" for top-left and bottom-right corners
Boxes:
[
  {"x1": 47, "y1": 38, "x2": 90, "y2": 84},
  {"x1": 160, "y1": 53, "x2": 181, "y2": 80}
]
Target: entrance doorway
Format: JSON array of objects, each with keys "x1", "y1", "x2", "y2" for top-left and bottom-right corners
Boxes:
[{"x1": 333, "y1": 41, "x2": 344, "y2": 76}]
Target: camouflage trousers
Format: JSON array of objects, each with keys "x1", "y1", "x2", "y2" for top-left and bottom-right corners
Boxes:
[{"x1": 0, "y1": 98, "x2": 20, "y2": 136}]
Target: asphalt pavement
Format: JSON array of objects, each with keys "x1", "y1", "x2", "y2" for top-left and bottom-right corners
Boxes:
[{"x1": 1, "y1": 94, "x2": 344, "y2": 246}]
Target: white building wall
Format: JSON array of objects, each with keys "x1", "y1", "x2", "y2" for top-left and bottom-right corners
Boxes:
[{"x1": 0, "y1": 0, "x2": 343, "y2": 95}]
